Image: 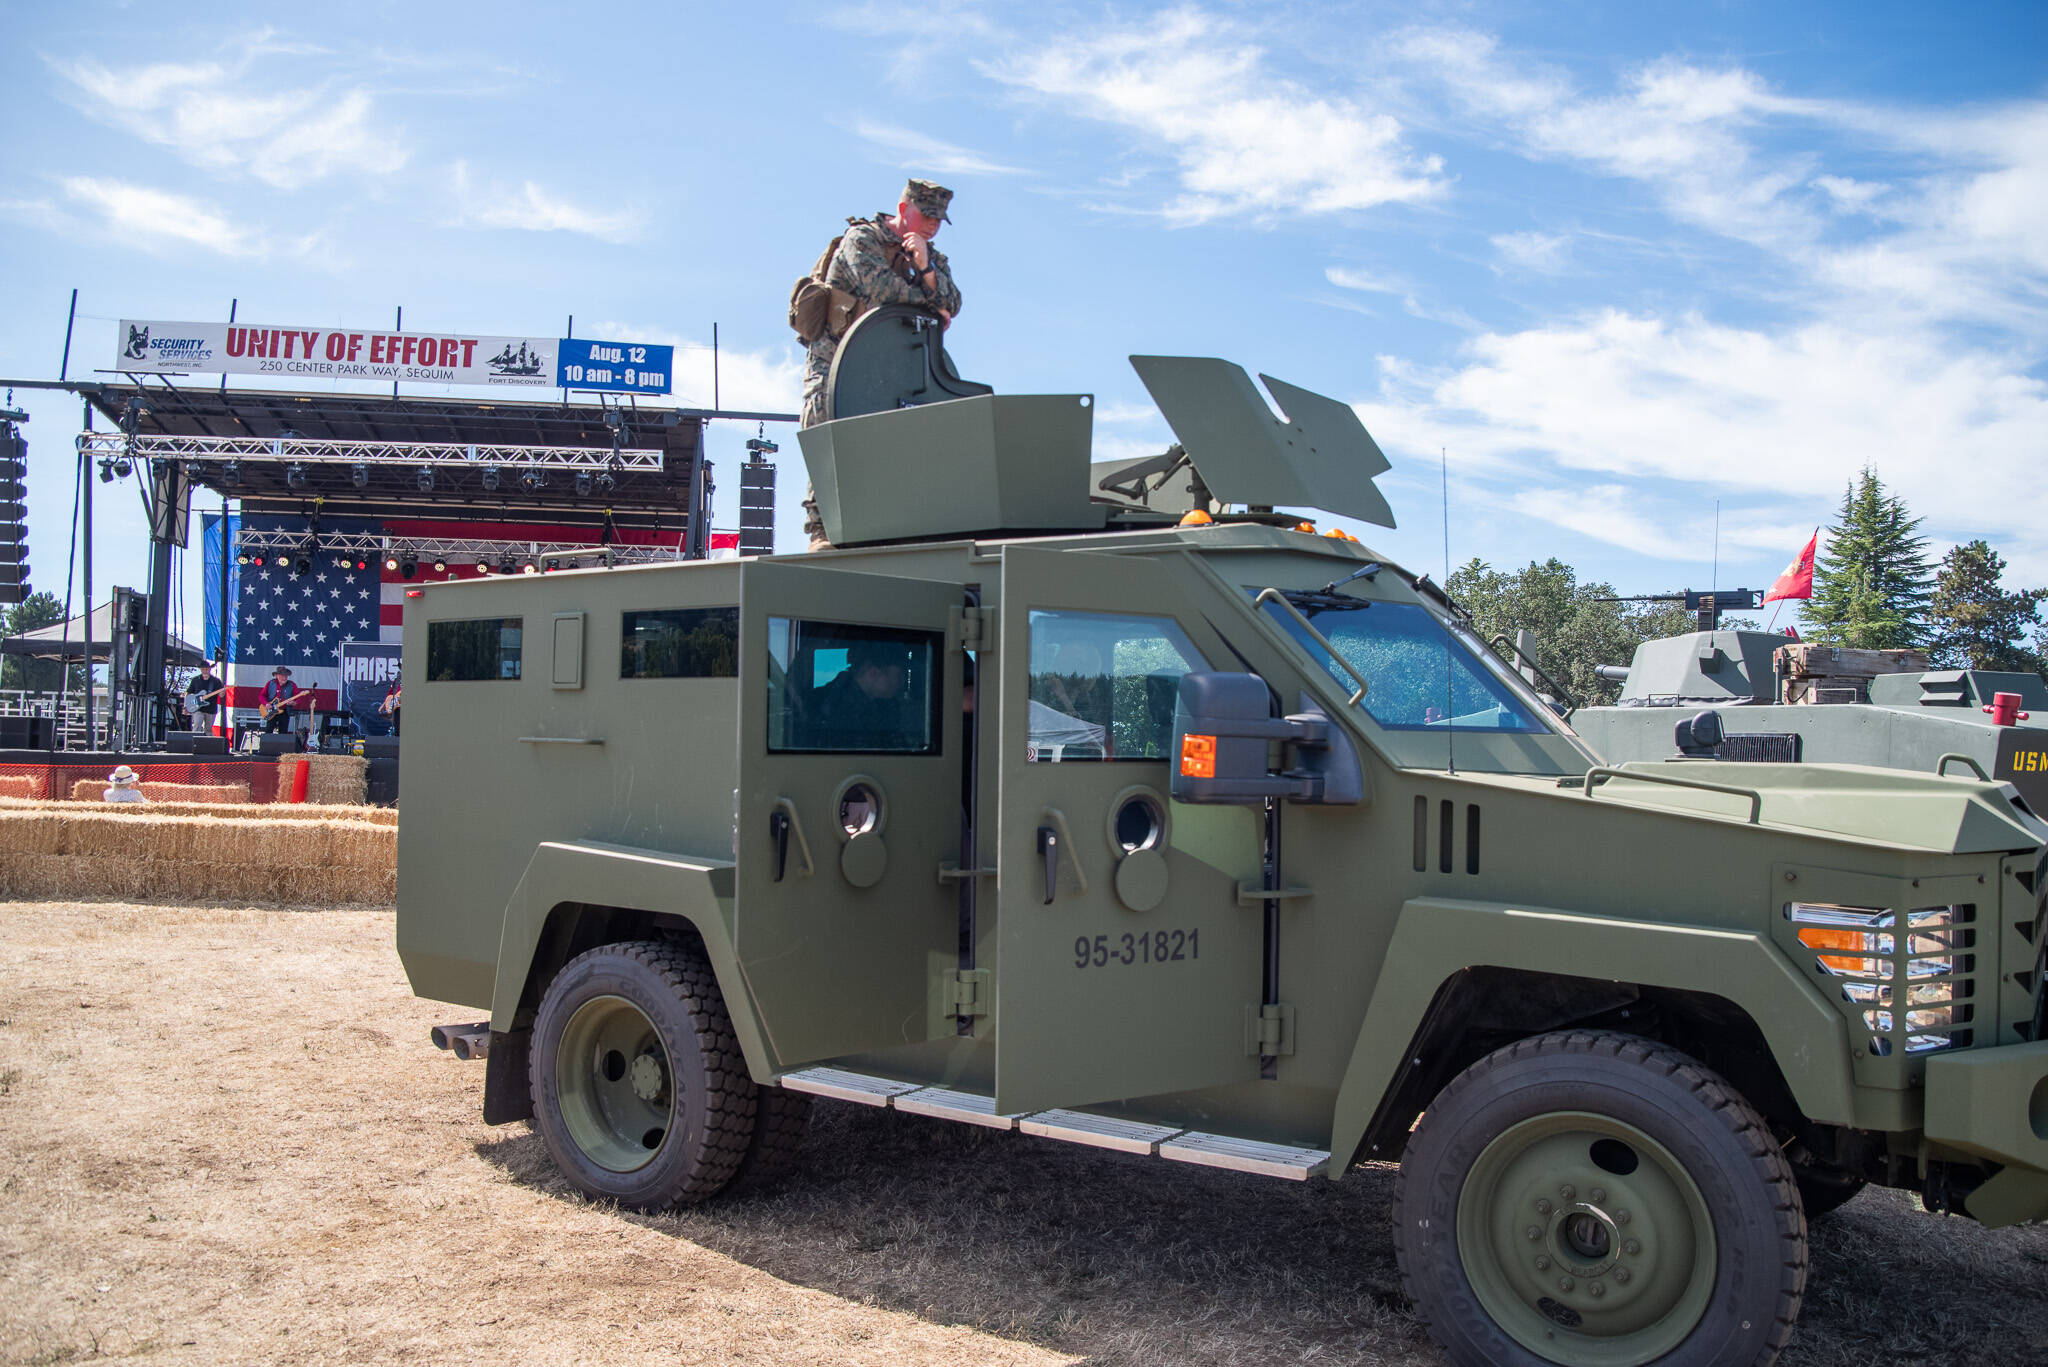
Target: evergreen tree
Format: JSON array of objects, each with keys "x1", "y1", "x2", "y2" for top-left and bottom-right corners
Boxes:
[
  {"x1": 1805, "y1": 469, "x2": 1933, "y2": 649},
  {"x1": 0, "y1": 592, "x2": 69, "y2": 693},
  {"x1": 1446, "y1": 557, "x2": 1693, "y2": 704},
  {"x1": 1927, "y1": 540, "x2": 2045, "y2": 672}
]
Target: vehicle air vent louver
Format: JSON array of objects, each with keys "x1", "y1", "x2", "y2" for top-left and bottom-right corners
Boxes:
[{"x1": 1785, "y1": 901, "x2": 1976, "y2": 1054}]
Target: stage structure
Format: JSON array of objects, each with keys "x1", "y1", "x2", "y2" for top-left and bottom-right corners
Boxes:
[{"x1": 6, "y1": 371, "x2": 790, "y2": 751}]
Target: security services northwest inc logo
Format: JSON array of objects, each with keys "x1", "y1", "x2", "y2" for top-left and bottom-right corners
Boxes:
[{"x1": 124, "y1": 324, "x2": 150, "y2": 361}]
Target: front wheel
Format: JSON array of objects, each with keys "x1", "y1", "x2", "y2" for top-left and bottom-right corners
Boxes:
[
  {"x1": 529, "y1": 940, "x2": 757, "y2": 1210},
  {"x1": 1395, "y1": 1030, "x2": 1806, "y2": 1367}
]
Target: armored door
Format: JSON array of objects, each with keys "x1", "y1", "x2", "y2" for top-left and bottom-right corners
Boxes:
[
  {"x1": 993, "y1": 547, "x2": 1265, "y2": 1115},
  {"x1": 735, "y1": 561, "x2": 968, "y2": 1068}
]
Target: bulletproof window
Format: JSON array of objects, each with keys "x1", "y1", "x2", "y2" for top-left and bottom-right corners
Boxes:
[
  {"x1": 1026, "y1": 610, "x2": 1202, "y2": 762},
  {"x1": 621, "y1": 607, "x2": 739, "y2": 679},
  {"x1": 427, "y1": 617, "x2": 522, "y2": 681},
  {"x1": 766, "y1": 618, "x2": 943, "y2": 754}
]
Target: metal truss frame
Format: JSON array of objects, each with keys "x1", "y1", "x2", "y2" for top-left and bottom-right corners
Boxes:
[
  {"x1": 232, "y1": 527, "x2": 687, "y2": 568},
  {"x1": 78, "y1": 431, "x2": 664, "y2": 472}
]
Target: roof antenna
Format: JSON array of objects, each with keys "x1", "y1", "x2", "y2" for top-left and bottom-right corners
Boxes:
[
  {"x1": 1442, "y1": 446, "x2": 1454, "y2": 777},
  {"x1": 1711, "y1": 499, "x2": 1720, "y2": 597}
]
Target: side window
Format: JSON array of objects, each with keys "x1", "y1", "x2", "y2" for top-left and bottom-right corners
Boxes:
[
  {"x1": 767, "y1": 618, "x2": 944, "y2": 754},
  {"x1": 621, "y1": 607, "x2": 738, "y2": 678},
  {"x1": 1026, "y1": 610, "x2": 1201, "y2": 761},
  {"x1": 427, "y1": 617, "x2": 523, "y2": 681}
]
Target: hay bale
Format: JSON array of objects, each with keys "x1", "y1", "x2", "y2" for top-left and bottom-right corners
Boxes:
[
  {"x1": 137, "y1": 781, "x2": 251, "y2": 805},
  {"x1": 0, "y1": 774, "x2": 42, "y2": 800},
  {"x1": 278, "y1": 754, "x2": 368, "y2": 806},
  {"x1": 0, "y1": 812, "x2": 71, "y2": 857}
]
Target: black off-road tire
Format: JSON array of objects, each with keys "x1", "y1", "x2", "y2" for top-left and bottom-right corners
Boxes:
[
  {"x1": 727, "y1": 1085, "x2": 812, "y2": 1193},
  {"x1": 1789, "y1": 1157, "x2": 1867, "y2": 1220},
  {"x1": 530, "y1": 940, "x2": 757, "y2": 1210},
  {"x1": 1394, "y1": 1030, "x2": 1807, "y2": 1367}
]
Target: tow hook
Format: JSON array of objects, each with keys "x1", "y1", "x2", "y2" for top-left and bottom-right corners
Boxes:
[{"x1": 430, "y1": 1021, "x2": 492, "y2": 1060}]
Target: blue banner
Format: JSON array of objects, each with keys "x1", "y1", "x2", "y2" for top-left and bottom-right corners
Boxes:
[{"x1": 556, "y1": 338, "x2": 674, "y2": 395}]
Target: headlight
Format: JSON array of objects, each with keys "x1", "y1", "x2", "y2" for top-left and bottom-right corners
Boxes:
[{"x1": 1787, "y1": 902, "x2": 1977, "y2": 1054}]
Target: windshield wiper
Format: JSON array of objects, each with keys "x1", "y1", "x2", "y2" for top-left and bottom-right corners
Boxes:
[{"x1": 1317, "y1": 560, "x2": 1380, "y2": 595}]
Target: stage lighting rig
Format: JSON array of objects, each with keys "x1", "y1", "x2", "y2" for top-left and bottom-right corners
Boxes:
[
  {"x1": 480, "y1": 465, "x2": 501, "y2": 492},
  {"x1": 575, "y1": 471, "x2": 592, "y2": 496},
  {"x1": 221, "y1": 460, "x2": 240, "y2": 486},
  {"x1": 400, "y1": 558, "x2": 418, "y2": 580},
  {"x1": 352, "y1": 463, "x2": 371, "y2": 488},
  {"x1": 286, "y1": 463, "x2": 308, "y2": 489},
  {"x1": 417, "y1": 466, "x2": 435, "y2": 492},
  {"x1": 520, "y1": 469, "x2": 544, "y2": 493}
]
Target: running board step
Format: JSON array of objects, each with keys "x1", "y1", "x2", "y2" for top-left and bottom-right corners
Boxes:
[{"x1": 776, "y1": 1069, "x2": 1330, "y2": 1179}]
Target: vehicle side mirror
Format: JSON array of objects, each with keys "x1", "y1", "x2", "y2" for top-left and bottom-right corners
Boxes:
[{"x1": 1170, "y1": 672, "x2": 1364, "y2": 806}]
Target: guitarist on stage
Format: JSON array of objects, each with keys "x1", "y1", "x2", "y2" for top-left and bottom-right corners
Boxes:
[
  {"x1": 259, "y1": 665, "x2": 311, "y2": 739},
  {"x1": 185, "y1": 659, "x2": 227, "y2": 737}
]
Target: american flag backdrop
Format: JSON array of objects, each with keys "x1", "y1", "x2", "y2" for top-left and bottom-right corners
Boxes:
[{"x1": 218, "y1": 512, "x2": 694, "y2": 724}]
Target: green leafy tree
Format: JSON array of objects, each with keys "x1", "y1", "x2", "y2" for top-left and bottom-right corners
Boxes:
[
  {"x1": 1805, "y1": 469, "x2": 1933, "y2": 648},
  {"x1": 1926, "y1": 540, "x2": 2045, "y2": 672},
  {"x1": 1445, "y1": 557, "x2": 1694, "y2": 705},
  {"x1": 0, "y1": 592, "x2": 72, "y2": 694}
]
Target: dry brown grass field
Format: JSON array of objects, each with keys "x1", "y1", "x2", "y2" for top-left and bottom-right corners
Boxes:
[{"x1": 1, "y1": 899, "x2": 2043, "y2": 1367}]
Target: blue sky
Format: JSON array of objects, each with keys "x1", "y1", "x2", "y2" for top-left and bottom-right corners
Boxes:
[{"x1": 3, "y1": 1, "x2": 2044, "y2": 635}]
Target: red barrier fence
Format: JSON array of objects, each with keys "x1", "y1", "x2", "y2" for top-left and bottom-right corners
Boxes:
[{"x1": 0, "y1": 760, "x2": 282, "y2": 804}]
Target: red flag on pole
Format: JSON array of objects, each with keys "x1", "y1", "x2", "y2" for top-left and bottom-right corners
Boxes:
[{"x1": 1764, "y1": 531, "x2": 1818, "y2": 603}]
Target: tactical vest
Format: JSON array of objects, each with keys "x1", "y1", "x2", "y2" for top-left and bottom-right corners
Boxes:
[{"x1": 787, "y1": 217, "x2": 914, "y2": 347}]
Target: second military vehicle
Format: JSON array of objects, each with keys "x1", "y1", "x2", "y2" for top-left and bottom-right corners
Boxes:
[
  {"x1": 399, "y1": 314, "x2": 2048, "y2": 1367},
  {"x1": 1565, "y1": 591, "x2": 2048, "y2": 816}
]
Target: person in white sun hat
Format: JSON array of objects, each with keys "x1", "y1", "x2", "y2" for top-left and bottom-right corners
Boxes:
[{"x1": 102, "y1": 765, "x2": 148, "y2": 804}]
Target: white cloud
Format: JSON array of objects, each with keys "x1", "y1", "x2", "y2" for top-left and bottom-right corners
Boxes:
[
  {"x1": 851, "y1": 121, "x2": 1027, "y2": 177},
  {"x1": 983, "y1": 7, "x2": 1445, "y2": 224},
  {"x1": 49, "y1": 55, "x2": 407, "y2": 189},
  {"x1": 1490, "y1": 231, "x2": 1570, "y2": 274},
  {"x1": 1510, "y1": 484, "x2": 1709, "y2": 561},
  {"x1": 1326, "y1": 265, "x2": 1403, "y2": 295},
  {"x1": 450, "y1": 163, "x2": 643, "y2": 244},
  {"x1": 61, "y1": 177, "x2": 259, "y2": 256},
  {"x1": 1357, "y1": 309, "x2": 2048, "y2": 574}
]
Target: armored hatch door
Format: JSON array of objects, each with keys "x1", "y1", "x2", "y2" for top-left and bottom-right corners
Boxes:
[
  {"x1": 735, "y1": 561, "x2": 967, "y2": 1069},
  {"x1": 993, "y1": 546, "x2": 1264, "y2": 1115}
]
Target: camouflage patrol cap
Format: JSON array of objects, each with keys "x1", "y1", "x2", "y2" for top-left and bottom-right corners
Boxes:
[{"x1": 903, "y1": 179, "x2": 954, "y2": 223}]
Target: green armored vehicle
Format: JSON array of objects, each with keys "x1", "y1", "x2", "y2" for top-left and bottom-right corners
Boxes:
[
  {"x1": 399, "y1": 316, "x2": 2048, "y2": 1367},
  {"x1": 1567, "y1": 605, "x2": 2048, "y2": 817}
]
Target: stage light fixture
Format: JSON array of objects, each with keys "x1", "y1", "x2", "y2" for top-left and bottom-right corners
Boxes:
[
  {"x1": 417, "y1": 466, "x2": 435, "y2": 492},
  {"x1": 475, "y1": 560, "x2": 491, "y2": 574},
  {"x1": 352, "y1": 463, "x2": 370, "y2": 488},
  {"x1": 432, "y1": 558, "x2": 447, "y2": 573},
  {"x1": 355, "y1": 559, "x2": 369, "y2": 571},
  {"x1": 97, "y1": 459, "x2": 114, "y2": 484},
  {"x1": 112, "y1": 457, "x2": 133, "y2": 479},
  {"x1": 291, "y1": 548, "x2": 313, "y2": 578},
  {"x1": 480, "y1": 465, "x2": 501, "y2": 492},
  {"x1": 221, "y1": 460, "x2": 240, "y2": 485},
  {"x1": 574, "y1": 471, "x2": 592, "y2": 496},
  {"x1": 252, "y1": 553, "x2": 266, "y2": 568},
  {"x1": 594, "y1": 471, "x2": 615, "y2": 495},
  {"x1": 384, "y1": 556, "x2": 400, "y2": 572},
  {"x1": 499, "y1": 557, "x2": 516, "y2": 576},
  {"x1": 543, "y1": 558, "x2": 559, "y2": 573},
  {"x1": 521, "y1": 560, "x2": 537, "y2": 575},
  {"x1": 520, "y1": 469, "x2": 543, "y2": 492},
  {"x1": 400, "y1": 558, "x2": 417, "y2": 580},
  {"x1": 237, "y1": 551, "x2": 251, "y2": 565},
  {"x1": 286, "y1": 463, "x2": 308, "y2": 489}
]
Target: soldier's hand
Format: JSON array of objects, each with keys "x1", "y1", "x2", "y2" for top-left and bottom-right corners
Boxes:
[
  {"x1": 902, "y1": 232, "x2": 931, "y2": 269},
  {"x1": 937, "y1": 309, "x2": 952, "y2": 328}
]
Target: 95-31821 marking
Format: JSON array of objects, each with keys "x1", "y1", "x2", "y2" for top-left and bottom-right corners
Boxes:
[{"x1": 1074, "y1": 929, "x2": 1199, "y2": 969}]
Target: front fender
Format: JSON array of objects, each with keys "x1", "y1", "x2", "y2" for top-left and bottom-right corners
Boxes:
[
  {"x1": 490, "y1": 840, "x2": 772, "y2": 1084},
  {"x1": 1327, "y1": 899, "x2": 1862, "y2": 1174}
]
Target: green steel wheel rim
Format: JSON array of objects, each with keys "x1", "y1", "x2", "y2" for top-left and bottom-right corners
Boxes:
[
  {"x1": 555, "y1": 994, "x2": 674, "y2": 1174},
  {"x1": 1455, "y1": 1111, "x2": 1717, "y2": 1367}
]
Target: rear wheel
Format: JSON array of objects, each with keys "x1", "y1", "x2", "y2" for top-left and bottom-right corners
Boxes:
[
  {"x1": 530, "y1": 940, "x2": 756, "y2": 1210},
  {"x1": 1395, "y1": 1030, "x2": 1806, "y2": 1367},
  {"x1": 728, "y1": 1085, "x2": 812, "y2": 1192}
]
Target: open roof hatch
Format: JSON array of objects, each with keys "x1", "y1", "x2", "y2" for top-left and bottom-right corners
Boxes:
[{"x1": 1127, "y1": 356, "x2": 1396, "y2": 529}]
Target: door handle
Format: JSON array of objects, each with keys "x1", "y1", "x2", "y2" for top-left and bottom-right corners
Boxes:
[
  {"x1": 1034, "y1": 806, "x2": 1087, "y2": 904},
  {"x1": 768, "y1": 798, "x2": 814, "y2": 882}
]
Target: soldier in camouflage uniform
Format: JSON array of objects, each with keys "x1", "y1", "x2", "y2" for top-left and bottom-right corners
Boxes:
[{"x1": 801, "y1": 178, "x2": 963, "y2": 547}]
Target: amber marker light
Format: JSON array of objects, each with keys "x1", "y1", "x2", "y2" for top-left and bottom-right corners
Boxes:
[
  {"x1": 1180, "y1": 733, "x2": 1217, "y2": 778},
  {"x1": 1796, "y1": 925, "x2": 1874, "y2": 976},
  {"x1": 1179, "y1": 509, "x2": 1214, "y2": 525}
]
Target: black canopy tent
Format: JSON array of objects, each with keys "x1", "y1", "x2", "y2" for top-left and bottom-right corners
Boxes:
[{"x1": 0, "y1": 600, "x2": 205, "y2": 665}]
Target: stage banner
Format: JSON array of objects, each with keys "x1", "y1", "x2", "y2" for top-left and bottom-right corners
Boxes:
[
  {"x1": 556, "y1": 337, "x2": 673, "y2": 395},
  {"x1": 115, "y1": 320, "x2": 560, "y2": 388},
  {"x1": 339, "y1": 640, "x2": 402, "y2": 737}
]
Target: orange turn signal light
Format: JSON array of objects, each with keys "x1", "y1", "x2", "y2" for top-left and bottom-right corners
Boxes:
[
  {"x1": 1293, "y1": 521, "x2": 1316, "y2": 533},
  {"x1": 1180, "y1": 733, "x2": 1217, "y2": 778},
  {"x1": 1179, "y1": 509, "x2": 1214, "y2": 526},
  {"x1": 1797, "y1": 926, "x2": 1870, "y2": 975}
]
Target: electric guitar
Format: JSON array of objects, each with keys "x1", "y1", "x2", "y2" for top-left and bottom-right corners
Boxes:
[
  {"x1": 187, "y1": 683, "x2": 229, "y2": 709},
  {"x1": 259, "y1": 687, "x2": 315, "y2": 721},
  {"x1": 378, "y1": 686, "x2": 402, "y2": 715}
]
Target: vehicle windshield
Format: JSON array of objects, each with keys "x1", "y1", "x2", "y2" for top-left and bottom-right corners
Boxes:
[{"x1": 1258, "y1": 594, "x2": 1549, "y2": 733}]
